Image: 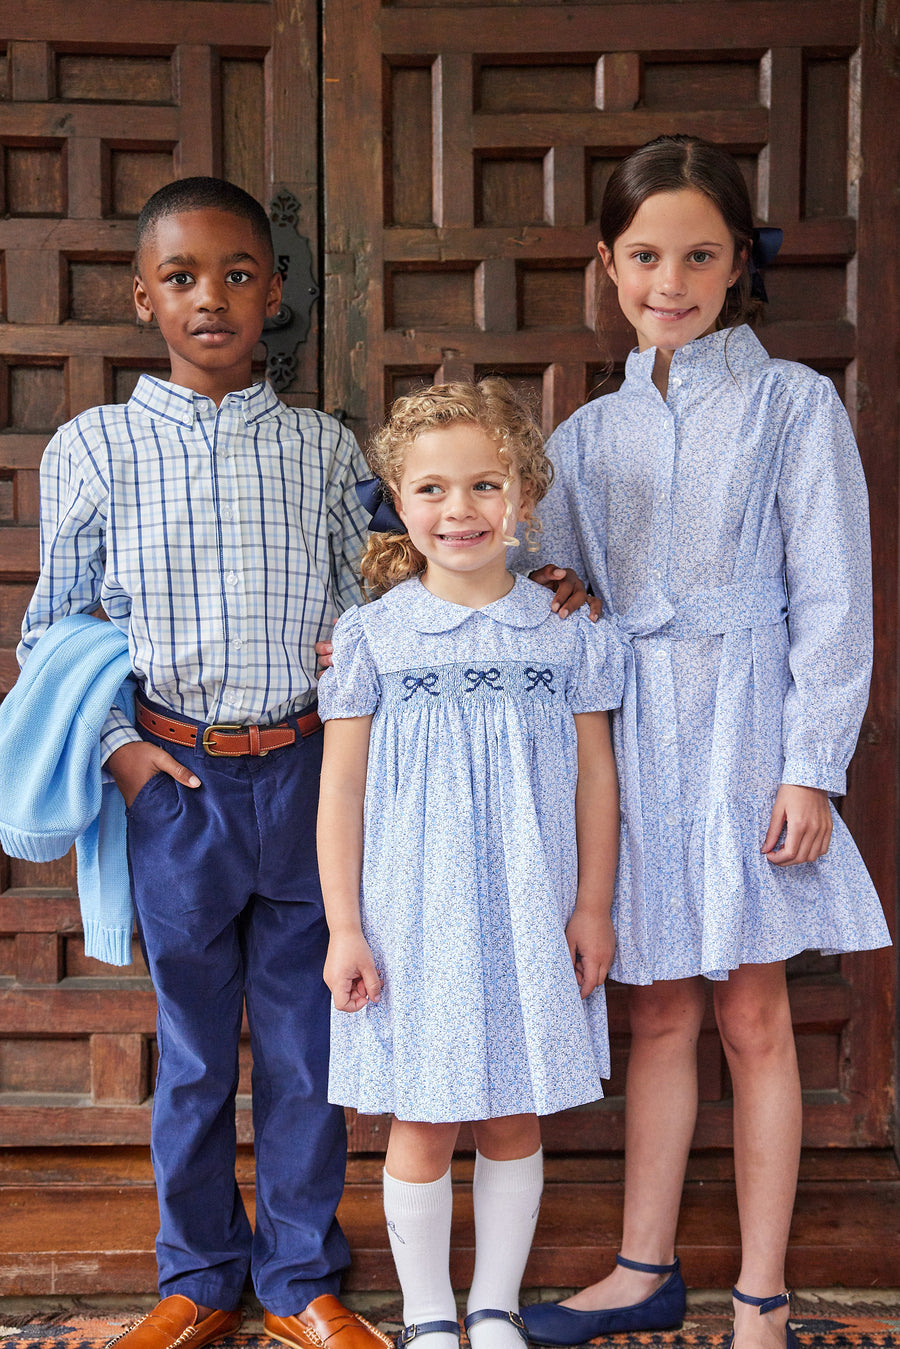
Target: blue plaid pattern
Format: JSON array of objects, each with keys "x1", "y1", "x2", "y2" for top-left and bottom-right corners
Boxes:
[{"x1": 20, "y1": 376, "x2": 368, "y2": 758}]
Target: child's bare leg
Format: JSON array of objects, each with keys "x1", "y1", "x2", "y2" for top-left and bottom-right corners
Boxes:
[
  {"x1": 384, "y1": 1120, "x2": 461, "y2": 1349},
  {"x1": 467, "y1": 1115, "x2": 543, "y2": 1349},
  {"x1": 714, "y1": 962, "x2": 800, "y2": 1349},
  {"x1": 563, "y1": 977, "x2": 705, "y2": 1310},
  {"x1": 386, "y1": 1118, "x2": 460, "y2": 1181}
]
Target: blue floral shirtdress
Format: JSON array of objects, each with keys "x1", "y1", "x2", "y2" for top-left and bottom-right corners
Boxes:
[
  {"x1": 528, "y1": 325, "x2": 890, "y2": 985},
  {"x1": 317, "y1": 574, "x2": 625, "y2": 1122}
]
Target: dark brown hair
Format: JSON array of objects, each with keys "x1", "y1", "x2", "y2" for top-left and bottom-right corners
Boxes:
[{"x1": 597, "y1": 135, "x2": 761, "y2": 344}]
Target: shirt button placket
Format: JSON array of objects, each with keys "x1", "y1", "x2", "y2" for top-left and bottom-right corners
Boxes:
[{"x1": 214, "y1": 402, "x2": 247, "y2": 719}]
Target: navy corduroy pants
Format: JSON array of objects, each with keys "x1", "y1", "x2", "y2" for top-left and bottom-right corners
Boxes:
[{"x1": 126, "y1": 703, "x2": 349, "y2": 1315}]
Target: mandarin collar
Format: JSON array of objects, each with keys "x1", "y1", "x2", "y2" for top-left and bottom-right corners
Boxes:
[
  {"x1": 623, "y1": 323, "x2": 768, "y2": 389},
  {"x1": 384, "y1": 574, "x2": 554, "y2": 634},
  {"x1": 128, "y1": 374, "x2": 282, "y2": 428}
]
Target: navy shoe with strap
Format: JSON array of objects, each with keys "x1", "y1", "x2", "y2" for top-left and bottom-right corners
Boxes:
[
  {"x1": 398, "y1": 1321, "x2": 461, "y2": 1348},
  {"x1": 520, "y1": 1254, "x2": 686, "y2": 1345},
  {"x1": 464, "y1": 1311, "x2": 529, "y2": 1345},
  {"x1": 730, "y1": 1288, "x2": 799, "y2": 1349}
]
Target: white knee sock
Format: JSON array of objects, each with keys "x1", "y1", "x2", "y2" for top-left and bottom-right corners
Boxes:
[
  {"x1": 383, "y1": 1167, "x2": 459, "y2": 1349},
  {"x1": 466, "y1": 1148, "x2": 544, "y2": 1349}
]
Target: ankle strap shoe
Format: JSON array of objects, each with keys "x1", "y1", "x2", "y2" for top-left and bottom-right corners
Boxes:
[
  {"x1": 397, "y1": 1322, "x2": 460, "y2": 1347},
  {"x1": 520, "y1": 1255, "x2": 686, "y2": 1344},
  {"x1": 464, "y1": 1310, "x2": 528, "y2": 1345},
  {"x1": 731, "y1": 1288, "x2": 799, "y2": 1349}
]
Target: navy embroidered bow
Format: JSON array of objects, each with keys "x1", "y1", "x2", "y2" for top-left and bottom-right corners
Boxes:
[
  {"x1": 355, "y1": 477, "x2": 406, "y2": 534},
  {"x1": 749, "y1": 226, "x2": 783, "y2": 303},
  {"x1": 465, "y1": 667, "x2": 504, "y2": 692},
  {"x1": 525, "y1": 667, "x2": 555, "y2": 693},
  {"x1": 402, "y1": 673, "x2": 440, "y2": 700}
]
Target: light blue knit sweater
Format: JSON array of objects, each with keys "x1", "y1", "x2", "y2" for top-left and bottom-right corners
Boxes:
[{"x1": 0, "y1": 615, "x2": 135, "y2": 965}]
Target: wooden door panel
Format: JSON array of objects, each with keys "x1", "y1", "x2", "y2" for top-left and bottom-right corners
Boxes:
[
  {"x1": 0, "y1": 0, "x2": 320, "y2": 1146},
  {"x1": 324, "y1": 0, "x2": 897, "y2": 1150}
]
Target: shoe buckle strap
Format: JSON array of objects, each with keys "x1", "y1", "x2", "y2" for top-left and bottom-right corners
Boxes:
[
  {"x1": 399, "y1": 1321, "x2": 461, "y2": 1345},
  {"x1": 463, "y1": 1310, "x2": 528, "y2": 1345},
  {"x1": 733, "y1": 1288, "x2": 792, "y2": 1316}
]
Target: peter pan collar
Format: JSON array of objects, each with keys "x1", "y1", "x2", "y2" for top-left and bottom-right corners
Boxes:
[{"x1": 386, "y1": 574, "x2": 554, "y2": 633}]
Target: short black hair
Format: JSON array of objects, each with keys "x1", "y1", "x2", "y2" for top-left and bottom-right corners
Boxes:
[{"x1": 134, "y1": 176, "x2": 273, "y2": 273}]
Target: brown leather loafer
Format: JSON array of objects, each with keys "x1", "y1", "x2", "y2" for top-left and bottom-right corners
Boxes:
[
  {"x1": 104, "y1": 1294, "x2": 242, "y2": 1349},
  {"x1": 264, "y1": 1295, "x2": 394, "y2": 1349}
]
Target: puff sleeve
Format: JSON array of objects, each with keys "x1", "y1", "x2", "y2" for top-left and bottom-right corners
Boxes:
[
  {"x1": 316, "y1": 606, "x2": 381, "y2": 720},
  {"x1": 568, "y1": 612, "x2": 626, "y2": 713}
]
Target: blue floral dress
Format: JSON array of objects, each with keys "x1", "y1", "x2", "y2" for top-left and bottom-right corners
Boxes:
[
  {"x1": 529, "y1": 325, "x2": 891, "y2": 984},
  {"x1": 317, "y1": 574, "x2": 625, "y2": 1122}
]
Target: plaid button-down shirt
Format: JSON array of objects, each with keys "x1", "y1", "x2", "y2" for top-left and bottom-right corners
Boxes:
[{"x1": 20, "y1": 375, "x2": 369, "y2": 759}]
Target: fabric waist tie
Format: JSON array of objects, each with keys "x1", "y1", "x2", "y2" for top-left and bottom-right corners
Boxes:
[{"x1": 604, "y1": 574, "x2": 788, "y2": 955}]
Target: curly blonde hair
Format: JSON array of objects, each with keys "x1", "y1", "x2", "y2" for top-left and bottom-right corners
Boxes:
[{"x1": 361, "y1": 378, "x2": 553, "y2": 598}]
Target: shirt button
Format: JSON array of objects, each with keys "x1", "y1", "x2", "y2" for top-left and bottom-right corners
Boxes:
[
  {"x1": 671, "y1": 376, "x2": 683, "y2": 387},
  {"x1": 232, "y1": 637, "x2": 243, "y2": 649},
  {"x1": 222, "y1": 506, "x2": 234, "y2": 521},
  {"x1": 225, "y1": 570, "x2": 239, "y2": 586}
]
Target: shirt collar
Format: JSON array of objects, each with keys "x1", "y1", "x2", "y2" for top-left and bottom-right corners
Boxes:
[
  {"x1": 623, "y1": 323, "x2": 768, "y2": 388},
  {"x1": 385, "y1": 573, "x2": 554, "y2": 633},
  {"x1": 128, "y1": 375, "x2": 283, "y2": 428}
]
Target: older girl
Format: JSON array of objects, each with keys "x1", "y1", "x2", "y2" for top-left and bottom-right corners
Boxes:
[{"x1": 520, "y1": 136, "x2": 890, "y2": 1349}]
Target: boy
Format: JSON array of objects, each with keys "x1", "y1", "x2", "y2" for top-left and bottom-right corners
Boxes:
[{"x1": 18, "y1": 178, "x2": 389, "y2": 1349}]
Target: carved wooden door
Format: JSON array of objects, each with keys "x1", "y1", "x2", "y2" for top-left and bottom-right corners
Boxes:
[
  {"x1": 0, "y1": 0, "x2": 321, "y2": 1145},
  {"x1": 322, "y1": 0, "x2": 898, "y2": 1157}
]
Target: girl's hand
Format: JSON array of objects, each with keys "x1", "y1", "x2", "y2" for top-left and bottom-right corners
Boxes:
[
  {"x1": 565, "y1": 907, "x2": 615, "y2": 998},
  {"x1": 324, "y1": 932, "x2": 382, "y2": 1012},
  {"x1": 761, "y1": 784, "x2": 833, "y2": 865},
  {"x1": 315, "y1": 638, "x2": 334, "y2": 672},
  {"x1": 529, "y1": 564, "x2": 603, "y2": 621}
]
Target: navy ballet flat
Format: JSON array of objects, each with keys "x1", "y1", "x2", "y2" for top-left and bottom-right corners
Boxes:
[
  {"x1": 464, "y1": 1311, "x2": 529, "y2": 1345},
  {"x1": 729, "y1": 1288, "x2": 799, "y2": 1349},
  {"x1": 520, "y1": 1254, "x2": 686, "y2": 1344}
]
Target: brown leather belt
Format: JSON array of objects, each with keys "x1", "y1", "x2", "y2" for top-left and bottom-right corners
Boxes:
[{"x1": 136, "y1": 700, "x2": 321, "y2": 757}]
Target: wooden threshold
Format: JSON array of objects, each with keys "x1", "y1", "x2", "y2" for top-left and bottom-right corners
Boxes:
[{"x1": 1, "y1": 1147, "x2": 898, "y2": 1295}]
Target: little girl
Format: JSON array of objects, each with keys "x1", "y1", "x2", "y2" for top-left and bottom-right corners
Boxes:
[
  {"x1": 316, "y1": 379, "x2": 623, "y2": 1349},
  {"x1": 518, "y1": 136, "x2": 891, "y2": 1349}
]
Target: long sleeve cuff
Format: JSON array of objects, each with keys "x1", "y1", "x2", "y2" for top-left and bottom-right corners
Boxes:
[
  {"x1": 100, "y1": 708, "x2": 141, "y2": 765},
  {"x1": 781, "y1": 757, "x2": 847, "y2": 797}
]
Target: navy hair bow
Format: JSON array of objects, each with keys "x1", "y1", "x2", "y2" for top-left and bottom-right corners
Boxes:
[
  {"x1": 355, "y1": 477, "x2": 406, "y2": 534},
  {"x1": 749, "y1": 226, "x2": 783, "y2": 303}
]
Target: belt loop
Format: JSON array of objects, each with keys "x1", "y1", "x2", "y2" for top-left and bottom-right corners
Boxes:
[{"x1": 248, "y1": 724, "x2": 261, "y2": 756}]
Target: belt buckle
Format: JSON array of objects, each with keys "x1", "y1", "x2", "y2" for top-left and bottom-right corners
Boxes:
[{"x1": 201, "y1": 722, "x2": 243, "y2": 756}]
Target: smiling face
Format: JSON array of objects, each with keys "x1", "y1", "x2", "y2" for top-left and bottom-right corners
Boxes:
[
  {"x1": 599, "y1": 187, "x2": 742, "y2": 363},
  {"x1": 133, "y1": 207, "x2": 282, "y2": 402},
  {"x1": 393, "y1": 422, "x2": 530, "y2": 606}
]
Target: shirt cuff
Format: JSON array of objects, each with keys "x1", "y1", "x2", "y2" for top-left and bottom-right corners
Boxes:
[
  {"x1": 781, "y1": 758, "x2": 847, "y2": 797},
  {"x1": 100, "y1": 709, "x2": 141, "y2": 765}
]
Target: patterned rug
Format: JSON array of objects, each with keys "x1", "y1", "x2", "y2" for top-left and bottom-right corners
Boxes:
[{"x1": 2, "y1": 1302, "x2": 900, "y2": 1349}]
